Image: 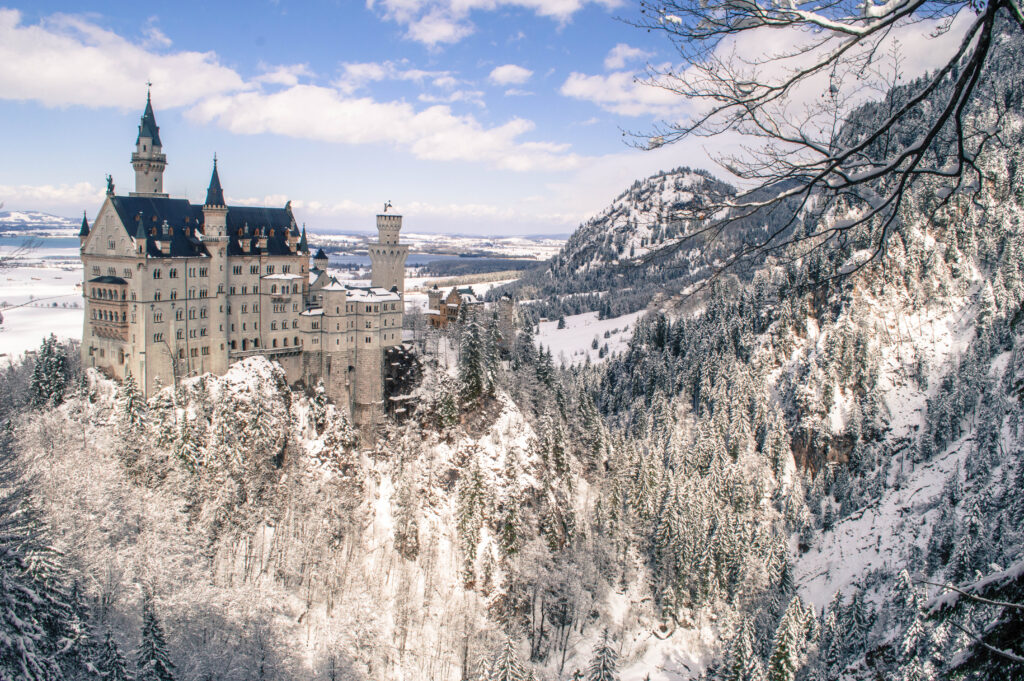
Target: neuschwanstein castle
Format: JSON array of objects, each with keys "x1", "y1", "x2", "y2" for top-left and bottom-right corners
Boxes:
[{"x1": 80, "y1": 92, "x2": 410, "y2": 426}]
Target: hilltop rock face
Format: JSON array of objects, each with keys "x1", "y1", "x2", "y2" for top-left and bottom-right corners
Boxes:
[{"x1": 505, "y1": 167, "x2": 785, "y2": 319}]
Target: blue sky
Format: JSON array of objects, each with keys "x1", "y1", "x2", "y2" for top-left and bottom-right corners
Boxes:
[
  {"x1": 0, "y1": 1, "x2": 708, "y2": 235},
  {"x1": 0, "y1": 2, "x2": 967, "y2": 235}
]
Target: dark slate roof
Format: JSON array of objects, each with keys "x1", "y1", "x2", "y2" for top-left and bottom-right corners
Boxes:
[
  {"x1": 136, "y1": 92, "x2": 162, "y2": 147},
  {"x1": 205, "y1": 159, "x2": 225, "y2": 206},
  {"x1": 89, "y1": 275, "x2": 127, "y2": 285},
  {"x1": 108, "y1": 194, "x2": 298, "y2": 259},
  {"x1": 314, "y1": 248, "x2": 327, "y2": 260},
  {"x1": 299, "y1": 226, "x2": 308, "y2": 252},
  {"x1": 79, "y1": 212, "x2": 89, "y2": 237}
]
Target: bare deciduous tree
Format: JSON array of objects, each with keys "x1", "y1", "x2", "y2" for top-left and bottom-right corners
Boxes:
[{"x1": 632, "y1": 0, "x2": 1023, "y2": 280}]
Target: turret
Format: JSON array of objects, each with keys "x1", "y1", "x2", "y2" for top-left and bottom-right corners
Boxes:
[
  {"x1": 299, "y1": 226, "x2": 309, "y2": 254},
  {"x1": 202, "y1": 156, "x2": 227, "y2": 239},
  {"x1": 130, "y1": 89, "x2": 168, "y2": 197},
  {"x1": 78, "y1": 211, "x2": 89, "y2": 248},
  {"x1": 313, "y1": 248, "x2": 328, "y2": 271}
]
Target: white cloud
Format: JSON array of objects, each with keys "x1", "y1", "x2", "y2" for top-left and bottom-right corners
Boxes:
[
  {"x1": 0, "y1": 182, "x2": 104, "y2": 208},
  {"x1": 334, "y1": 60, "x2": 451, "y2": 94},
  {"x1": 504, "y1": 88, "x2": 533, "y2": 97},
  {"x1": 560, "y1": 69, "x2": 685, "y2": 118},
  {"x1": 367, "y1": 0, "x2": 621, "y2": 46},
  {"x1": 604, "y1": 43, "x2": 652, "y2": 70},
  {"x1": 188, "y1": 85, "x2": 583, "y2": 172},
  {"x1": 142, "y1": 17, "x2": 172, "y2": 49},
  {"x1": 0, "y1": 9, "x2": 247, "y2": 109},
  {"x1": 419, "y1": 90, "x2": 486, "y2": 107},
  {"x1": 257, "y1": 63, "x2": 315, "y2": 87},
  {"x1": 489, "y1": 64, "x2": 532, "y2": 86}
]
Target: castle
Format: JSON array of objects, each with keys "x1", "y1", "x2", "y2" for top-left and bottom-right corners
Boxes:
[{"x1": 80, "y1": 92, "x2": 409, "y2": 426}]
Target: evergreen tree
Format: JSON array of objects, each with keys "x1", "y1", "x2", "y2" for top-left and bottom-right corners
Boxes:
[
  {"x1": 136, "y1": 594, "x2": 175, "y2": 681},
  {"x1": 28, "y1": 333, "x2": 69, "y2": 408},
  {"x1": 119, "y1": 372, "x2": 147, "y2": 437},
  {"x1": 97, "y1": 631, "x2": 132, "y2": 681},
  {"x1": 460, "y1": 314, "x2": 494, "y2": 404},
  {"x1": 723, "y1": 618, "x2": 761, "y2": 681},
  {"x1": 489, "y1": 636, "x2": 526, "y2": 681},
  {"x1": 767, "y1": 597, "x2": 807, "y2": 681},
  {"x1": 586, "y1": 629, "x2": 619, "y2": 681}
]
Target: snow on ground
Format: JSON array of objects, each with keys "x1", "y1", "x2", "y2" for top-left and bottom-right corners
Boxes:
[
  {"x1": 795, "y1": 290, "x2": 983, "y2": 611},
  {"x1": 536, "y1": 310, "x2": 645, "y2": 367},
  {"x1": 0, "y1": 305, "x2": 82, "y2": 358},
  {"x1": 0, "y1": 264, "x2": 83, "y2": 358}
]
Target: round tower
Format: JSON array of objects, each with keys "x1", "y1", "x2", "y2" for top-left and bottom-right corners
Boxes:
[
  {"x1": 130, "y1": 90, "x2": 168, "y2": 197},
  {"x1": 368, "y1": 211, "x2": 409, "y2": 293}
]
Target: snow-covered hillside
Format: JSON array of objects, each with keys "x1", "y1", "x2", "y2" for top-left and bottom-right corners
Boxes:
[{"x1": 0, "y1": 209, "x2": 80, "y2": 233}]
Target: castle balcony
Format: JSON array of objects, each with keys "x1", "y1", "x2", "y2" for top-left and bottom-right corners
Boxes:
[
  {"x1": 131, "y1": 151, "x2": 166, "y2": 163},
  {"x1": 229, "y1": 345, "x2": 302, "y2": 359}
]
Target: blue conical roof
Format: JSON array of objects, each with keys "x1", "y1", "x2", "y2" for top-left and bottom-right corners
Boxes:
[
  {"x1": 79, "y1": 211, "x2": 89, "y2": 237},
  {"x1": 136, "y1": 90, "x2": 162, "y2": 147},
  {"x1": 205, "y1": 157, "x2": 225, "y2": 206}
]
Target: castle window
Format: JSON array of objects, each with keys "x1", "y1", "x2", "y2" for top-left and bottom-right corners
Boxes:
[
  {"x1": 189, "y1": 288, "x2": 196, "y2": 298},
  {"x1": 217, "y1": 284, "x2": 224, "y2": 293},
  {"x1": 283, "y1": 338, "x2": 288, "y2": 346},
  {"x1": 108, "y1": 267, "x2": 116, "y2": 276},
  {"x1": 169, "y1": 268, "x2": 178, "y2": 278},
  {"x1": 200, "y1": 308, "x2": 208, "y2": 319},
  {"x1": 202, "y1": 346, "x2": 210, "y2": 356},
  {"x1": 250, "y1": 265, "x2": 259, "y2": 274},
  {"x1": 230, "y1": 340, "x2": 236, "y2": 350},
  {"x1": 271, "y1": 321, "x2": 278, "y2": 330},
  {"x1": 200, "y1": 328, "x2": 207, "y2": 337},
  {"x1": 131, "y1": 292, "x2": 136, "y2": 301},
  {"x1": 272, "y1": 339, "x2": 278, "y2": 348},
  {"x1": 294, "y1": 336, "x2": 299, "y2": 346},
  {"x1": 179, "y1": 348, "x2": 184, "y2": 358},
  {"x1": 199, "y1": 289, "x2": 207, "y2": 298},
  {"x1": 253, "y1": 304, "x2": 259, "y2": 312},
  {"x1": 123, "y1": 268, "x2": 132, "y2": 278},
  {"x1": 292, "y1": 320, "x2": 298, "y2": 328},
  {"x1": 241, "y1": 285, "x2": 247, "y2": 294},
  {"x1": 266, "y1": 265, "x2": 275, "y2": 274},
  {"x1": 282, "y1": 265, "x2": 290, "y2": 273},
  {"x1": 176, "y1": 329, "x2": 184, "y2": 340},
  {"x1": 189, "y1": 309, "x2": 196, "y2": 320},
  {"x1": 176, "y1": 309, "x2": 183, "y2": 321},
  {"x1": 154, "y1": 291, "x2": 161, "y2": 301},
  {"x1": 170, "y1": 290, "x2": 177, "y2": 300},
  {"x1": 365, "y1": 336, "x2": 371, "y2": 343},
  {"x1": 365, "y1": 321, "x2": 371, "y2": 329},
  {"x1": 229, "y1": 287, "x2": 236, "y2": 295},
  {"x1": 241, "y1": 304, "x2": 248, "y2": 313},
  {"x1": 233, "y1": 265, "x2": 242, "y2": 275},
  {"x1": 189, "y1": 329, "x2": 196, "y2": 338},
  {"x1": 92, "y1": 266, "x2": 100, "y2": 275},
  {"x1": 153, "y1": 269, "x2": 161, "y2": 279},
  {"x1": 199, "y1": 267, "x2": 208, "y2": 277},
  {"x1": 191, "y1": 348, "x2": 198, "y2": 357},
  {"x1": 153, "y1": 332, "x2": 164, "y2": 342},
  {"x1": 271, "y1": 285, "x2": 277, "y2": 294},
  {"x1": 153, "y1": 311, "x2": 163, "y2": 322},
  {"x1": 108, "y1": 240, "x2": 115, "y2": 250}
]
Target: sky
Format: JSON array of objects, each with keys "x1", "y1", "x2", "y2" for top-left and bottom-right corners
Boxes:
[{"x1": 0, "y1": 2, "x2": 970, "y2": 235}]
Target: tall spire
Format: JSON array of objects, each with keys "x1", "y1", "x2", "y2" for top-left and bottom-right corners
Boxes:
[
  {"x1": 299, "y1": 225, "x2": 308, "y2": 253},
  {"x1": 79, "y1": 211, "x2": 89, "y2": 239},
  {"x1": 205, "y1": 155, "x2": 225, "y2": 207},
  {"x1": 136, "y1": 87, "x2": 162, "y2": 147}
]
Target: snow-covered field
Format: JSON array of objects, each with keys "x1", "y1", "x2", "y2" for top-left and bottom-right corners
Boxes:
[
  {"x1": 536, "y1": 310, "x2": 645, "y2": 367},
  {"x1": 0, "y1": 265, "x2": 83, "y2": 358}
]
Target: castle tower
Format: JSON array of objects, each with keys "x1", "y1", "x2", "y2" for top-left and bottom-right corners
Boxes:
[
  {"x1": 78, "y1": 211, "x2": 89, "y2": 248},
  {"x1": 130, "y1": 90, "x2": 168, "y2": 197},
  {"x1": 313, "y1": 248, "x2": 328, "y2": 271},
  {"x1": 368, "y1": 209, "x2": 409, "y2": 293},
  {"x1": 201, "y1": 157, "x2": 229, "y2": 376}
]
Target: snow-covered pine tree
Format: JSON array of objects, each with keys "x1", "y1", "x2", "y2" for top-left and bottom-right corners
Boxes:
[
  {"x1": 722, "y1": 618, "x2": 762, "y2": 681},
  {"x1": 136, "y1": 593, "x2": 175, "y2": 681},
  {"x1": 96, "y1": 631, "x2": 132, "y2": 681},
  {"x1": 489, "y1": 636, "x2": 526, "y2": 681},
  {"x1": 766, "y1": 597, "x2": 808, "y2": 681},
  {"x1": 587, "y1": 629, "x2": 619, "y2": 681},
  {"x1": 28, "y1": 333, "x2": 68, "y2": 408}
]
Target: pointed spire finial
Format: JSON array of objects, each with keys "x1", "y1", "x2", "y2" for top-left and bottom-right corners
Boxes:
[
  {"x1": 205, "y1": 155, "x2": 225, "y2": 207},
  {"x1": 79, "y1": 211, "x2": 90, "y2": 238}
]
